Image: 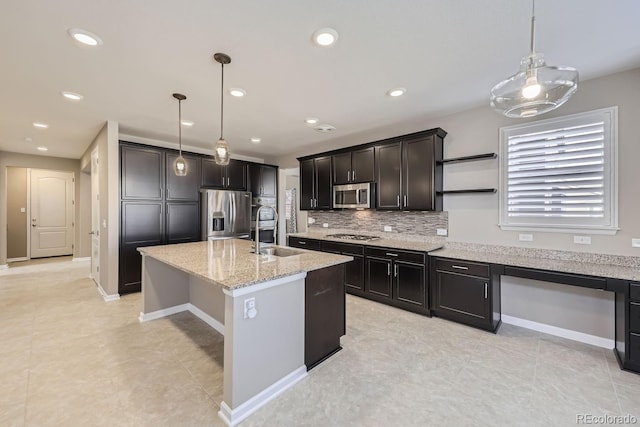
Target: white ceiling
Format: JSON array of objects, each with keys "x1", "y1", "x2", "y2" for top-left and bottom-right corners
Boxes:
[{"x1": 1, "y1": 0, "x2": 639, "y2": 160}]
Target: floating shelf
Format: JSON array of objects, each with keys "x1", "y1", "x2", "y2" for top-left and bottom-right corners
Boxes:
[
  {"x1": 438, "y1": 189, "x2": 497, "y2": 195},
  {"x1": 440, "y1": 153, "x2": 497, "y2": 164}
]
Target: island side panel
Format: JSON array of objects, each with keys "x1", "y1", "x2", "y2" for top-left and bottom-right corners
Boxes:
[
  {"x1": 189, "y1": 275, "x2": 226, "y2": 332},
  {"x1": 141, "y1": 255, "x2": 190, "y2": 315},
  {"x1": 223, "y1": 276, "x2": 306, "y2": 410}
]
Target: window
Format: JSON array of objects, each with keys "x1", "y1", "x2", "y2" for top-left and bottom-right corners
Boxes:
[{"x1": 499, "y1": 107, "x2": 618, "y2": 234}]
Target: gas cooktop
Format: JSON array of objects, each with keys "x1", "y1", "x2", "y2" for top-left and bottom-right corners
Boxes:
[{"x1": 325, "y1": 233, "x2": 380, "y2": 241}]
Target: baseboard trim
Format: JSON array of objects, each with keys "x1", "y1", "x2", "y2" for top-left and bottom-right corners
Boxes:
[
  {"x1": 72, "y1": 257, "x2": 90, "y2": 262},
  {"x1": 7, "y1": 257, "x2": 28, "y2": 263},
  {"x1": 218, "y1": 365, "x2": 307, "y2": 426},
  {"x1": 0, "y1": 264, "x2": 8, "y2": 270},
  {"x1": 96, "y1": 283, "x2": 120, "y2": 302},
  {"x1": 138, "y1": 303, "x2": 190, "y2": 322},
  {"x1": 188, "y1": 303, "x2": 225, "y2": 336},
  {"x1": 501, "y1": 314, "x2": 614, "y2": 349}
]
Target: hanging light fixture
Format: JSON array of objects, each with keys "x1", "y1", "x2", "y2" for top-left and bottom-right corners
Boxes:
[
  {"x1": 490, "y1": 0, "x2": 578, "y2": 118},
  {"x1": 213, "y1": 52, "x2": 231, "y2": 165},
  {"x1": 172, "y1": 93, "x2": 188, "y2": 176}
]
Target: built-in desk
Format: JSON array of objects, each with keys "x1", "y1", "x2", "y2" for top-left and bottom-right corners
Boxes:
[{"x1": 429, "y1": 247, "x2": 640, "y2": 374}]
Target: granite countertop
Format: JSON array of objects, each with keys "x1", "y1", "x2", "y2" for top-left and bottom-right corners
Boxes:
[
  {"x1": 287, "y1": 231, "x2": 445, "y2": 253},
  {"x1": 138, "y1": 239, "x2": 352, "y2": 291},
  {"x1": 429, "y1": 247, "x2": 640, "y2": 282}
]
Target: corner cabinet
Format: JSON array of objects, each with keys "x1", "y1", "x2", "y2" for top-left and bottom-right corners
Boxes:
[
  {"x1": 430, "y1": 257, "x2": 502, "y2": 332},
  {"x1": 376, "y1": 130, "x2": 445, "y2": 211},
  {"x1": 248, "y1": 163, "x2": 278, "y2": 198},
  {"x1": 300, "y1": 156, "x2": 332, "y2": 210}
]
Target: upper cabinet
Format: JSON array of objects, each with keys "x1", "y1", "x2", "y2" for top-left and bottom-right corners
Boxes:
[
  {"x1": 332, "y1": 147, "x2": 375, "y2": 184},
  {"x1": 165, "y1": 153, "x2": 201, "y2": 201},
  {"x1": 248, "y1": 163, "x2": 278, "y2": 198},
  {"x1": 300, "y1": 156, "x2": 332, "y2": 210},
  {"x1": 121, "y1": 145, "x2": 164, "y2": 200},
  {"x1": 375, "y1": 142, "x2": 402, "y2": 209},
  {"x1": 202, "y1": 158, "x2": 247, "y2": 190}
]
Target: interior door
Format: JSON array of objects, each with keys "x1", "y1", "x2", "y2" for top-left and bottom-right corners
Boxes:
[
  {"x1": 30, "y1": 169, "x2": 74, "y2": 258},
  {"x1": 90, "y1": 149, "x2": 100, "y2": 283}
]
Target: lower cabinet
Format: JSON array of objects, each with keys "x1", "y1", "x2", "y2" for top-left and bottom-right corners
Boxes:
[
  {"x1": 320, "y1": 241, "x2": 365, "y2": 295},
  {"x1": 431, "y1": 257, "x2": 502, "y2": 332},
  {"x1": 305, "y1": 264, "x2": 345, "y2": 370}
]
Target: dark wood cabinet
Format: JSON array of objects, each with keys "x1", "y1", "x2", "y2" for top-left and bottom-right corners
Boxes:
[
  {"x1": 166, "y1": 202, "x2": 200, "y2": 244},
  {"x1": 248, "y1": 163, "x2": 278, "y2": 198},
  {"x1": 431, "y1": 257, "x2": 501, "y2": 332},
  {"x1": 299, "y1": 156, "x2": 332, "y2": 210},
  {"x1": 166, "y1": 153, "x2": 201, "y2": 201},
  {"x1": 366, "y1": 257, "x2": 393, "y2": 298},
  {"x1": 288, "y1": 236, "x2": 322, "y2": 250},
  {"x1": 332, "y1": 147, "x2": 375, "y2": 184},
  {"x1": 305, "y1": 264, "x2": 346, "y2": 370},
  {"x1": 616, "y1": 281, "x2": 640, "y2": 370},
  {"x1": 320, "y1": 241, "x2": 365, "y2": 295},
  {"x1": 121, "y1": 145, "x2": 164, "y2": 200},
  {"x1": 376, "y1": 134, "x2": 444, "y2": 211},
  {"x1": 202, "y1": 158, "x2": 247, "y2": 190}
]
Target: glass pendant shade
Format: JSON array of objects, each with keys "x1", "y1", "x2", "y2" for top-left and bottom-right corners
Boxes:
[
  {"x1": 490, "y1": 53, "x2": 578, "y2": 118},
  {"x1": 214, "y1": 138, "x2": 230, "y2": 165},
  {"x1": 174, "y1": 155, "x2": 188, "y2": 176}
]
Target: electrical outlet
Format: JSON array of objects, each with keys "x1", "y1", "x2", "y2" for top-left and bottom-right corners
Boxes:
[
  {"x1": 20, "y1": 207, "x2": 26, "y2": 213},
  {"x1": 436, "y1": 228, "x2": 448, "y2": 236},
  {"x1": 519, "y1": 234, "x2": 533, "y2": 242},
  {"x1": 322, "y1": 223, "x2": 329, "y2": 228},
  {"x1": 632, "y1": 238, "x2": 640, "y2": 248},
  {"x1": 574, "y1": 236, "x2": 592, "y2": 245},
  {"x1": 307, "y1": 217, "x2": 315, "y2": 224},
  {"x1": 383, "y1": 226, "x2": 392, "y2": 232},
  {"x1": 244, "y1": 297, "x2": 257, "y2": 319}
]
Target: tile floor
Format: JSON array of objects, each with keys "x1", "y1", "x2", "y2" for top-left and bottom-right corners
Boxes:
[{"x1": 1, "y1": 259, "x2": 639, "y2": 427}]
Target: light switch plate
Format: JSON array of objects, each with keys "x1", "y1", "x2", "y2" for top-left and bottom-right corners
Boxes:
[
  {"x1": 20, "y1": 207, "x2": 26, "y2": 213},
  {"x1": 322, "y1": 223, "x2": 329, "y2": 228},
  {"x1": 436, "y1": 228, "x2": 448, "y2": 236},
  {"x1": 632, "y1": 238, "x2": 640, "y2": 248},
  {"x1": 519, "y1": 234, "x2": 533, "y2": 242},
  {"x1": 574, "y1": 236, "x2": 592, "y2": 245},
  {"x1": 383, "y1": 226, "x2": 392, "y2": 232}
]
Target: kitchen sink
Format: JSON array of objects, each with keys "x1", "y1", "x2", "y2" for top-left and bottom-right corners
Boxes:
[{"x1": 258, "y1": 247, "x2": 304, "y2": 257}]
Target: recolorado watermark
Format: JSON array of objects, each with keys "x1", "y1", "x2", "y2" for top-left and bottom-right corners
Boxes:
[{"x1": 576, "y1": 414, "x2": 637, "y2": 424}]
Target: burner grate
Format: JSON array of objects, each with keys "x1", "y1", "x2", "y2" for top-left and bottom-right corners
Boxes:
[{"x1": 326, "y1": 233, "x2": 380, "y2": 241}]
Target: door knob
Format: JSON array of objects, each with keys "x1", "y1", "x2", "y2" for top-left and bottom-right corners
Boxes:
[
  {"x1": 32, "y1": 223, "x2": 37, "y2": 227},
  {"x1": 89, "y1": 231, "x2": 95, "y2": 235}
]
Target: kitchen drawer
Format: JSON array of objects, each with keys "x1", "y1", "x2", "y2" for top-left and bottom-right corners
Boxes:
[
  {"x1": 435, "y1": 258, "x2": 490, "y2": 278},
  {"x1": 630, "y1": 302, "x2": 640, "y2": 333},
  {"x1": 365, "y1": 247, "x2": 425, "y2": 264},
  {"x1": 321, "y1": 241, "x2": 364, "y2": 256},
  {"x1": 630, "y1": 332, "x2": 640, "y2": 363},
  {"x1": 631, "y1": 283, "x2": 640, "y2": 301},
  {"x1": 288, "y1": 237, "x2": 321, "y2": 250}
]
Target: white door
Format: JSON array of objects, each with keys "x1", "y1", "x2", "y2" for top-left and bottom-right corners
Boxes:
[
  {"x1": 90, "y1": 148, "x2": 100, "y2": 283},
  {"x1": 30, "y1": 169, "x2": 74, "y2": 258}
]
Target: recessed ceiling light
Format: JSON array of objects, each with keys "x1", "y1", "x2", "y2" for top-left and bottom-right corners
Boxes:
[
  {"x1": 37, "y1": 146, "x2": 48, "y2": 152},
  {"x1": 229, "y1": 88, "x2": 246, "y2": 97},
  {"x1": 305, "y1": 118, "x2": 319, "y2": 125},
  {"x1": 314, "y1": 124, "x2": 336, "y2": 133},
  {"x1": 33, "y1": 122, "x2": 49, "y2": 129},
  {"x1": 250, "y1": 137, "x2": 262, "y2": 144},
  {"x1": 312, "y1": 28, "x2": 339, "y2": 47},
  {"x1": 61, "y1": 91, "x2": 84, "y2": 101},
  {"x1": 67, "y1": 28, "x2": 103, "y2": 46},
  {"x1": 181, "y1": 120, "x2": 194, "y2": 127},
  {"x1": 387, "y1": 88, "x2": 406, "y2": 97}
]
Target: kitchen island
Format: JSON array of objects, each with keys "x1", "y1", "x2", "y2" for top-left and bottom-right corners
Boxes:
[{"x1": 137, "y1": 238, "x2": 351, "y2": 426}]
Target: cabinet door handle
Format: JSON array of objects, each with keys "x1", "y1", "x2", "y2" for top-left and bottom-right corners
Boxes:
[
  {"x1": 394, "y1": 264, "x2": 398, "y2": 277},
  {"x1": 404, "y1": 195, "x2": 407, "y2": 207},
  {"x1": 387, "y1": 263, "x2": 391, "y2": 276},
  {"x1": 352, "y1": 170, "x2": 356, "y2": 180},
  {"x1": 385, "y1": 252, "x2": 398, "y2": 257},
  {"x1": 347, "y1": 170, "x2": 351, "y2": 182},
  {"x1": 299, "y1": 241, "x2": 306, "y2": 245},
  {"x1": 484, "y1": 283, "x2": 488, "y2": 299},
  {"x1": 227, "y1": 176, "x2": 230, "y2": 187},
  {"x1": 452, "y1": 265, "x2": 469, "y2": 270},
  {"x1": 396, "y1": 195, "x2": 400, "y2": 207}
]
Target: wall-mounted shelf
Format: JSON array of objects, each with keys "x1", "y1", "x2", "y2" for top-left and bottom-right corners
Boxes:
[
  {"x1": 438, "y1": 189, "x2": 496, "y2": 195},
  {"x1": 440, "y1": 153, "x2": 497, "y2": 164}
]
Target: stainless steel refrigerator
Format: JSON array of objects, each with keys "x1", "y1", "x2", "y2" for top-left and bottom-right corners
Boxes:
[{"x1": 201, "y1": 189, "x2": 252, "y2": 240}]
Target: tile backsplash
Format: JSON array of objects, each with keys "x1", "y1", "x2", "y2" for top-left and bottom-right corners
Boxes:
[{"x1": 307, "y1": 210, "x2": 448, "y2": 237}]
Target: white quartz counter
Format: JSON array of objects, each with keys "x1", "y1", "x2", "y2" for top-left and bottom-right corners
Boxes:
[{"x1": 138, "y1": 239, "x2": 352, "y2": 291}]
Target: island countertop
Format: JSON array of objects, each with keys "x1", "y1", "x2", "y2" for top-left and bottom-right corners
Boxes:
[{"x1": 138, "y1": 239, "x2": 352, "y2": 291}]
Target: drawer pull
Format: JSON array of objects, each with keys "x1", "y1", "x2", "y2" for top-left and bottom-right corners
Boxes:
[
  {"x1": 452, "y1": 265, "x2": 469, "y2": 270},
  {"x1": 484, "y1": 283, "x2": 488, "y2": 299},
  {"x1": 386, "y1": 252, "x2": 398, "y2": 257},
  {"x1": 298, "y1": 241, "x2": 306, "y2": 245}
]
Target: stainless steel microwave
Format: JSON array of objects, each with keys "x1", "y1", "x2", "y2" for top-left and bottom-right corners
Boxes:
[{"x1": 333, "y1": 183, "x2": 374, "y2": 209}]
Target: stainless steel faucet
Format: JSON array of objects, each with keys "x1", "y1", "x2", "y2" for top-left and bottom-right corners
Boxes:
[{"x1": 254, "y1": 205, "x2": 278, "y2": 254}]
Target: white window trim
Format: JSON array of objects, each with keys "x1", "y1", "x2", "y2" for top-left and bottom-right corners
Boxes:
[{"x1": 499, "y1": 106, "x2": 619, "y2": 235}]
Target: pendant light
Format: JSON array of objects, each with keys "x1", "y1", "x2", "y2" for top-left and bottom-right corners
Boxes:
[
  {"x1": 172, "y1": 93, "x2": 188, "y2": 176},
  {"x1": 490, "y1": 0, "x2": 578, "y2": 118},
  {"x1": 213, "y1": 52, "x2": 231, "y2": 165}
]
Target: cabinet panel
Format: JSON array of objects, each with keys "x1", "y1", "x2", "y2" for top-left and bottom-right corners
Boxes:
[
  {"x1": 202, "y1": 158, "x2": 225, "y2": 188},
  {"x1": 260, "y1": 165, "x2": 277, "y2": 197},
  {"x1": 121, "y1": 146, "x2": 163, "y2": 200},
  {"x1": 119, "y1": 244, "x2": 144, "y2": 293},
  {"x1": 435, "y1": 258, "x2": 490, "y2": 278},
  {"x1": 300, "y1": 159, "x2": 315, "y2": 210},
  {"x1": 351, "y1": 147, "x2": 375, "y2": 183},
  {"x1": 365, "y1": 247, "x2": 424, "y2": 264},
  {"x1": 436, "y1": 271, "x2": 489, "y2": 322},
  {"x1": 403, "y1": 137, "x2": 434, "y2": 210},
  {"x1": 375, "y1": 143, "x2": 401, "y2": 209},
  {"x1": 631, "y1": 302, "x2": 640, "y2": 333},
  {"x1": 631, "y1": 333, "x2": 640, "y2": 363},
  {"x1": 315, "y1": 156, "x2": 332, "y2": 209},
  {"x1": 345, "y1": 255, "x2": 365, "y2": 291},
  {"x1": 166, "y1": 202, "x2": 200, "y2": 244},
  {"x1": 367, "y1": 257, "x2": 392, "y2": 298},
  {"x1": 122, "y1": 202, "x2": 163, "y2": 243},
  {"x1": 630, "y1": 283, "x2": 640, "y2": 301},
  {"x1": 332, "y1": 152, "x2": 352, "y2": 185},
  {"x1": 288, "y1": 237, "x2": 321, "y2": 250},
  {"x1": 226, "y1": 159, "x2": 247, "y2": 190},
  {"x1": 395, "y1": 261, "x2": 425, "y2": 306},
  {"x1": 166, "y1": 153, "x2": 201, "y2": 201}
]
